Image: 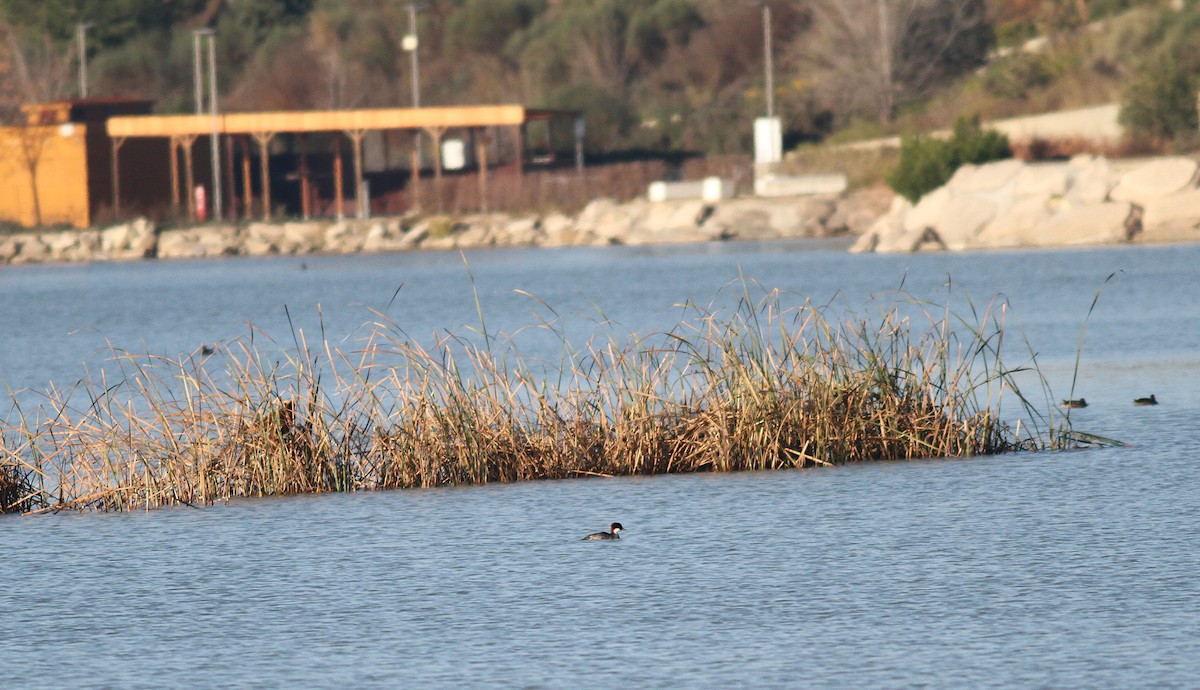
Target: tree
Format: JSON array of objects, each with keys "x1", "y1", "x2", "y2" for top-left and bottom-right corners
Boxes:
[
  {"x1": 801, "y1": 0, "x2": 992, "y2": 123},
  {"x1": 1119, "y1": 56, "x2": 1199, "y2": 150}
]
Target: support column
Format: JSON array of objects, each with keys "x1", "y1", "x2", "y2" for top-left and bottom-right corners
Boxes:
[
  {"x1": 410, "y1": 137, "x2": 420, "y2": 212},
  {"x1": 181, "y1": 134, "x2": 198, "y2": 221},
  {"x1": 240, "y1": 136, "x2": 253, "y2": 220},
  {"x1": 424, "y1": 126, "x2": 445, "y2": 211},
  {"x1": 111, "y1": 136, "x2": 127, "y2": 217},
  {"x1": 475, "y1": 128, "x2": 489, "y2": 212},
  {"x1": 251, "y1": 131, "x2": 276, "y2": 221},
  {"x1": 333, "y1": 135, "x2": 345, "y2": 220},
  {"x1": 513, "y1": 125, "x2": 524, "y2": 202},
  {"x1": 223, "y1": 135, "x2": 236, "y2": 221},
  {"x1": 298, "y1": 134, "x2": 311, "y2": 221},
  {"x1": 168, "y1": 136, "x2": 181, "y2": 211},
  {"x1": 424, "y1": 126, "x2": 445, "y2": 181},
  {"x1": 345, "y1": 129, "x2": 366, "y2": 219}
]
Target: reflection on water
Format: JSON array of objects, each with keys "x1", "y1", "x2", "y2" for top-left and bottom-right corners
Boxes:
[{"x1": 2, "y1": 240, "x2": 1200, "y2": 686}]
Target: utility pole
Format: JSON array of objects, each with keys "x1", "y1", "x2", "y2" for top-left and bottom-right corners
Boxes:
[
  {"x1": 194, "y1": 29, "x2": 222, "y2": 221},
  {"x1": 76, "y1": 23, "x2": 92, "y2": 98},
  {"x1": 405, "y1": 4, "x2": 422, "y2": 109},
  {"x1": 761, "y1": 2, "x2": 774, "y2": 118},
  {"x1": 404, "y1": 3, "x2": 425, "y2": 169},
  {"x1": 193, "y1": 31, "x2": 204, "y2": 114}
]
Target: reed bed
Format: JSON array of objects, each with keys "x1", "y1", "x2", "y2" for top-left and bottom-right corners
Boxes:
[{"x1": 1, "y1": 289, "x2": 1076, "y2": 514}]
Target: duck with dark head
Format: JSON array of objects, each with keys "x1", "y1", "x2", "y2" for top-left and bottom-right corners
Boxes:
[{"x1": 583, "y1": 522, "x2": 624, "y2": 541}]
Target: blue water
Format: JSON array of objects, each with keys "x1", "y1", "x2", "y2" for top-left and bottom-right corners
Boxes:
[{"x1": 3, "y1": 240, "x2": 1199, "y2": 687}]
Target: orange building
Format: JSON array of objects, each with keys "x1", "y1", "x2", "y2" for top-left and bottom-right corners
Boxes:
[{"x1": 0, "y1": 99, "x2": 169, "y2": 228}]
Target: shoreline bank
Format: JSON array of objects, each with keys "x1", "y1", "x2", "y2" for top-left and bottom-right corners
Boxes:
[{"x1": 4, "y1": 154, "x2": 1200, "y2": 266}]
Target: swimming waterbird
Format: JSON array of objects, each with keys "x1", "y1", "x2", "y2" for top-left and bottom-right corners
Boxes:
[
  {"x1": 1061, "y1": 398, "x2": 1087, "y2": 409},
  {"x1": 583, "y1": 522, "x2": 624, "y2": 541},
  {"x1": 1133, "y1": 394, "x2": 1158, "y2": 406}
]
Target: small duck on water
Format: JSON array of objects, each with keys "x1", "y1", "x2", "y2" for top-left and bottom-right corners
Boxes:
[
  {"x1": 583, "y1": 522, "x2": 624, "y2": 541},
  {"x1": 1134, "y1": 394, "x2": 1158, "y2": 406},
  {"x1": 1061, "y1": 398, "x2": 1088, "y2": 409}
]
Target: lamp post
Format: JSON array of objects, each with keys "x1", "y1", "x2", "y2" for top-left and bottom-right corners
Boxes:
[
  {"x1": 404, "y1": 3, "x2": 425, "y2": 168},
  {"x1": 761, "y1": 1, "x2": 774, "y2": 118},
  {"x1": 76, "y1": 23, "x2": 93, "y2": 98},
  {"x1": 194, "y1": 29, "x2": 222, "y2": 221},
  {"x1": 405, "y1": 3, "x2": 422, "y2": 109}
]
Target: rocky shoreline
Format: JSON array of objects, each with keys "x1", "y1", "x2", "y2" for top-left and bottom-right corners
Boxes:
[
  {"x1": 0, "y1": 188, "x2": 891, "y2": 265},
  {"x1": 853, "y1": 155, "x2": 1200, "y2": 253},
  {"x1": 2, "y1": 155, "x2": 1198, "y2": 266}
]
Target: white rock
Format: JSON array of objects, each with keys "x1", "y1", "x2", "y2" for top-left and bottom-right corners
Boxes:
[
  {"x1": 157, "y1": 233, "x2": 211, "y2": 259},
  {"x1": 1139, "y1": 188, "x2": 1200, "y2": 240},
  {"x1": 12, "y1": 238, "x2": 49, "y2": 264},
  {"x1": 935, "y1": 196, "x2": 998, "y2": 250},
  {"x1": 1014, "y1": 162, "x2": 1071, "y2": 198},
  {"x1": 281, "y1": 222, "x2": 325, "y2": 253},
  {"x1": 949, "y1": 158, "x2": 1024, "y2": 193},
  {"x1": 1032, "y1": 202, "x2": 1135, "y2": 246},
  {"x1": 903, "y1": 186, "x2": 951, "y2": 233},
  {"x1": 455, "y1": 224, "x2": 492, "y2": 247},
  {"x1": 856, "y1": 202, "x2": 915, "y2": 253},
  {"x1": 641, "y1": 200, "x2": 708, "y2": 234},
  {"x1": 1067, "y1": 156, "x2": 1115, "y2": 205},
  {"x1": 975, "y1": 195, "x2": 1053, "y2": 248},
  {"x1": 538, "y1": 214, "x2": 577, "y2": 247},
  {"x1": 100, "y1": 223, "x2": 132, "y2": 252},
  {"x1": 1110, "y1": 157, "x2": 1198, "y2": 203}
]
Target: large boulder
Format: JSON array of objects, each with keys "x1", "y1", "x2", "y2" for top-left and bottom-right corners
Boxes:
[
  {"x1": 1110, "y1": 157, "x2": 1197, "y2": 203},
  {"x1": 1031, "y1": 202, "x2": 1137, "y2": 246},
  {"x1": 935, "y1": 195, "x2": 998, "y2": 250},
  {"x1": 1066, "y1": 155, "x2": 1116, "y2": 205},
  {"x1": 280, "y1": 222, "x2": 325, "y2": 253},
  {"x1": 974, "y1": 195, "x2": 1053, "y2": 248},
  {"x1": 1014, "y1": 162, "x2": 1071, "y2": 198},
  {"x1": 825, "y1": 186, "x2": 896, "y2": 236},
  {"x1": 947, "y1": 158, "x2": 1024, "y2": 194},
  {"x1": 1139, "y1": 188, "x2": 1200, "y2": 242},
  {"x1": 903, "y1": 186, "x2": 951, "y2": 233}
]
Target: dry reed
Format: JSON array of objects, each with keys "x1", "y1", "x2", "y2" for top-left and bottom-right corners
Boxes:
[{"x1": 1, "y1": 288, "x2": 1075, "y2": 514}]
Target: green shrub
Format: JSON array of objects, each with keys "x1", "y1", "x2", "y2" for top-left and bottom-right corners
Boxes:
[
  {"x1": 1119, "y1": 55, "x2": 1199, "y2": 148},
  {"x1": 886, "y1": 115, "x2": 1012, "y2": 204},
  {"x1": 982, "y1": 53, "x2": 1058, "y2": 99}
]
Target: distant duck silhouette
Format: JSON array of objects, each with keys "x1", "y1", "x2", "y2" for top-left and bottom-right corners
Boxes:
[
  {"x1": 582, "y1": 522, "x2": 624, "y2": 541},
  {"x1": 1133, "y1": 394, "x2": 1158, "y2": 406},
  {"x1": 201, "y1": 344, "x2": 216, "y2": 356},
  {"x1": 1061, "y1": 398, "x2": 1087, "y2": 409}
]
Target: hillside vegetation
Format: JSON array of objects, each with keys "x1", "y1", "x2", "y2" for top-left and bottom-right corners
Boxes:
[{"x1": 1, "y1": 0, "x2": 1196, "y2": 156}]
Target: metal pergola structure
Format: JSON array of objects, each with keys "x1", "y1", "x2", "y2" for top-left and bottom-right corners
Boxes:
[{"x1": 106, "y1": 105, "x2": 578, "y2": 221}]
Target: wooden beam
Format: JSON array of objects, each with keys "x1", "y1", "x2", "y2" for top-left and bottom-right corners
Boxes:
[
  {"x1": 107, "y1": 105, "x2": 530, "y2": 138},
  {"x1": 240, "y1": 136, "x2": 252, "y2": 220},
  {"x1": 111, "y1": 136, "x2": 126, "y2": 218},
  {"x1": 345, "y1": 128, "x2": 367, "y2": 219},
  {"x1": 298, "y1": 134, "x2": 310, "y2": 221},
  {"x1": 410, "y1": 137, "x2": 420, "y2": 212},
  {"x1": 476, "y1": 128, "x2": 489, "y2": 212},
  {"x1": 334, "y1": 135, "x2": 344, "y2": 220},
  {"x1": 251, "y1": 131, "x2": 275, "y2": 221},
  {"x1": 223, "y1": 135, "x2": 236, "y2": 222},
  {"x1": 181, "y1": 134, "x2": 197, "y2": 221},
  {"x1": 168, "y1": 136, "x2": 180, "y2": 210}
]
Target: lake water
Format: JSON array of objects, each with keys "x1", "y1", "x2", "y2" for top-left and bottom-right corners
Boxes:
[{"x1": 3, "y1": 240, "x2": 1199, "y2": 687}]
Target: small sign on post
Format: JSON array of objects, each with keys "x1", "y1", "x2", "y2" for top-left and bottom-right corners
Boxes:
[{"x1": 754, "y1": 117, "x2": 782, "y2": 165}]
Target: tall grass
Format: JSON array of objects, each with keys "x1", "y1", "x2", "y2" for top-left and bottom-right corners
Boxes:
[{"x1": 1, "y1": 288, "x2": 1079, "y2": 514}]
